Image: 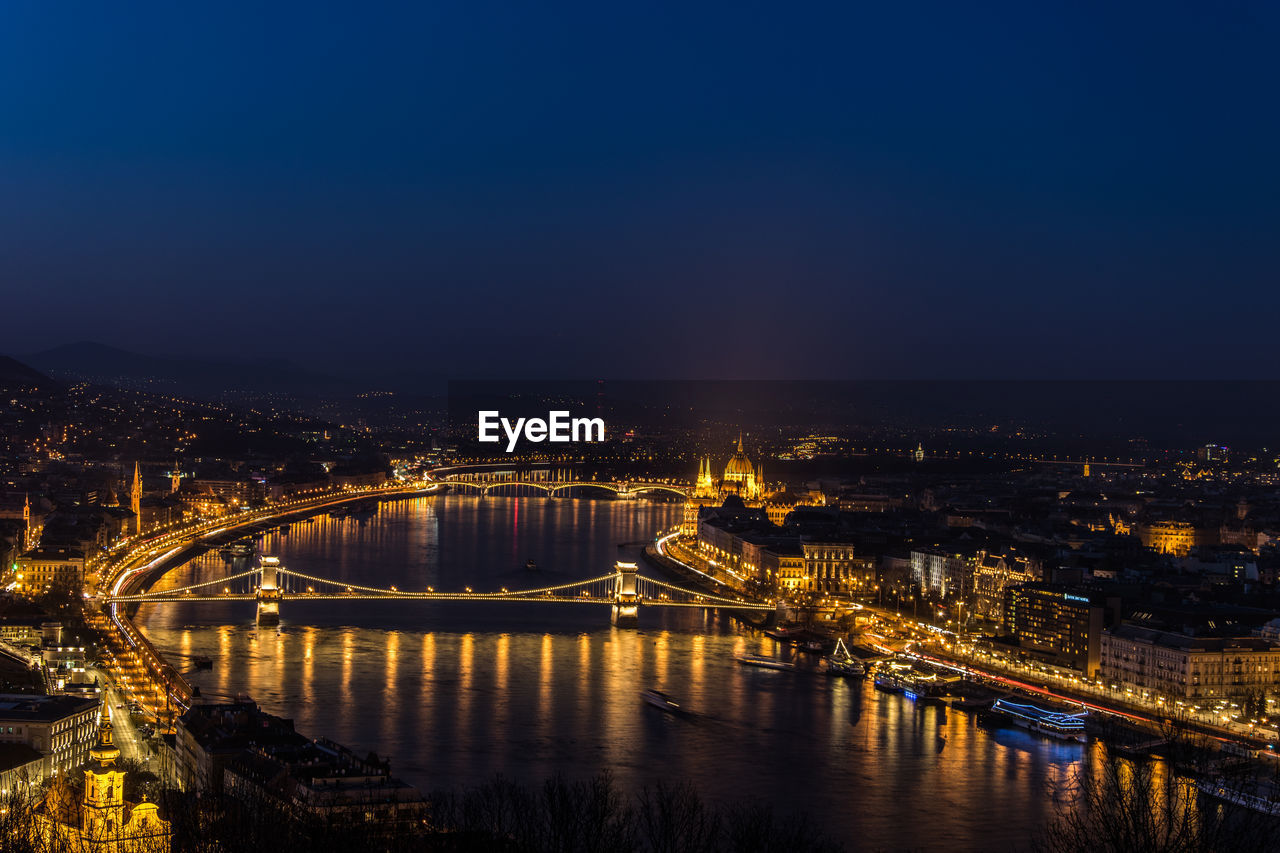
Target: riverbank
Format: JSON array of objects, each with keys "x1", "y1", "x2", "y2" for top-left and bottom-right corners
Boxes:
[{"x1": 94, "y1": 482, "x2": 447, "y2": 726}]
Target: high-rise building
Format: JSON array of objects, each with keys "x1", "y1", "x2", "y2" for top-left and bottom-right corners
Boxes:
[{"x1": 1002, "y1": 584, "x2": 1121, "y2": 676}]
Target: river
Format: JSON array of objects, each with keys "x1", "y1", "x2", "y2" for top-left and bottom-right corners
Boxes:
[{"x1": 134, "y1": 494, "x2": 1087, "y2": 851}]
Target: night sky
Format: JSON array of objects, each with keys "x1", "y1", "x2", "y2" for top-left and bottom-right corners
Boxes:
[{"x1": 2, "y1": 2, "x2": 1277, "y2": 380}]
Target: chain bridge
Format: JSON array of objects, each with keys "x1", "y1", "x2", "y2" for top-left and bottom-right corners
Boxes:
[{"x1": 106, "y1": 558, "x2": 773, "y2": 626}]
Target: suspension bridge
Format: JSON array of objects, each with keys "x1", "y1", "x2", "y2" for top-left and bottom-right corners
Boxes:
[{"x1": 105, "y1": 557, "x2": 774, "y2": 626}]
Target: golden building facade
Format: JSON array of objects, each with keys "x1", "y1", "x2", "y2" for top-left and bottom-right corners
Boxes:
[{"x1": 37, "y1": 708, "x2": 170, "y2": 853}]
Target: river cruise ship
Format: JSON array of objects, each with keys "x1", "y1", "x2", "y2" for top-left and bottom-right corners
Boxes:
[{"x1": 989, "y1": 698, "x2": 1088, "y2": 743}]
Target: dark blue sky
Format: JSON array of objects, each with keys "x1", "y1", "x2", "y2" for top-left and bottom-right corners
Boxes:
[{"x1": 2, "y1": 1, "x2": 1277, "y2": 379}]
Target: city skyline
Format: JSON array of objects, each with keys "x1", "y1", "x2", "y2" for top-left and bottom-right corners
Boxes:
[{"x1": 5, "y1": 3, "x2": 1280, "y2": 851}]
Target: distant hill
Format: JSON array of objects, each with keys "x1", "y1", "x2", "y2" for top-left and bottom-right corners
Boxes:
[
  {"x1": 27, "y1": 342, "x2": 348, "y2": 398},
  {"x1": 0, "y1": 355, "x2": 59, "y2": 391}
]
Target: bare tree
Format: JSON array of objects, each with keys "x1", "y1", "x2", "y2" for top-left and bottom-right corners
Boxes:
[
  {"x1": 1037, "y1": 724, "x2": 1280, "y2": 853},
  {"x1": 636, "y1": 780, "x2": 720, "y2": 853}
]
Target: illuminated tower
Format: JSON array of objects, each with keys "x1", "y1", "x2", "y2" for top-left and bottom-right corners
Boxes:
[
  {"x1": 83, "y1": 707, "x2": 125, "y2": 841},
  {"x1": 170, "y1": 462, "x2": 181, "y2": 494},
  {"x1": 914, "y1": 443, "x2": 925, "y2": 463},
  {"x1": 23, "y1": 493, "x2": 32, "y2": 549},
  {"x1": 130, "y1": 462, "x2": 142, "y2": 535},
  {"x1": 1083, "y1": 459, "x2": 1091, "y2": 478},
  {"x1": 693, "y1": 457, "x2": 716, "y2": 499}
]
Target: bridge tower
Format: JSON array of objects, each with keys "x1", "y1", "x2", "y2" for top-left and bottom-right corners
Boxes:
[
  {"x1": 256, "y1": 556, "x2": 282, "y2": 626},
  {"x1": 611, "y1": 560, "x2": 639, "y2": 627}
]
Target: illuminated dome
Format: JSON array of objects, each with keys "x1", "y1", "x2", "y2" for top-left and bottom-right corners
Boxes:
[
  {"x1": 724, "y1": 437, "x2": 755, "y2": 478},
  {"x1": 721, "y1": 435, "x2": 762, "y2": 500}
]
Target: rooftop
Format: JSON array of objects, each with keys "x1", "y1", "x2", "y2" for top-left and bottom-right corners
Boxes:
[{"x1": 0, "y1": 693, "x2": 97, "y2": 722}]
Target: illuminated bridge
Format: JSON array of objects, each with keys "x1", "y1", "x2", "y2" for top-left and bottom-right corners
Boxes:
[
  {"x1": 427, "y1": 474, "x2": 690, "y2": 499},
  {"x1": 106, "y1": 558, "x2": 773, "y2": 627}
]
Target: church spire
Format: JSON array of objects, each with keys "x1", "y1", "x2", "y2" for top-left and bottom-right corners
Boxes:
[
  {"x1": 130, "y1": 462, "x2": 142, "y2": 534},
  {"x1": 89, "y1": 703, "x2": 120, "y2": 767}
]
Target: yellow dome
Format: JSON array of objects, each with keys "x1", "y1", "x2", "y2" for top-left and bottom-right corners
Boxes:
[{"x1": 723, "y1": 437, "x2": 755, "y2": 478}]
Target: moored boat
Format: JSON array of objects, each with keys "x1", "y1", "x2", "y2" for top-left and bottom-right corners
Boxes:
[
  {"x1": 873, "y1": 661, "x2": 940, "y2": 699},
  {"x1": 989, "y1": 697, "x2": 1088, "y2": 743},
  {"x1": 824, "y1": 638, "x2": 865, "y2": 677}
]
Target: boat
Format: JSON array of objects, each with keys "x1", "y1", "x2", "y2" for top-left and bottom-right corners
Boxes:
[
  {"x1": 874, "y1": 670, "x2": 908, "y2": 694},
  {"x1": 226, "y1": 540, "x2": 254, "y2": 558},
  {"x1": 989, "y1": 697, "x2": 1088, "y2": 743},
  {"x1": 1196, "y1": 778, "x2": 1280, "y2": 817},
  {"x1": 641, "y1": 689, "x2": 683, "y2": 713},
  {"x1": 873, "y1": 661, "x2": 947, "y2": 700},
  {"x1": 824, "y1": 639, "x2": 865, "y2": 677},
  {"x1": 874, "y1": 662, "x2": 921, "y2": 694},
  {"x1": 736, "y1": 654, "x2": 797, "y2": 671}
]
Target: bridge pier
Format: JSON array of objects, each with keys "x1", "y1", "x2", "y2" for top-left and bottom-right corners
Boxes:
[
  {"x1": 611, "y1": 560, "x2": 639, "y2": 627},
  {"x1": 257, "y1": 556, "x2": 281, "y2": 626}
]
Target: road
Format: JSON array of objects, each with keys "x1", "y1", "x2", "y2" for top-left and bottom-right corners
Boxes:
[
  {"x1": 91, "y1": 665, "x2": 148, "y2": 763},
  {"x1": 860, "y1": 604, "x2": 1277, "y2": 749}
]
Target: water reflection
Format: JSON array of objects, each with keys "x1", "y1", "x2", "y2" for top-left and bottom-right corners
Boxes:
[{"x1": 136, "y1": 495, "x2": 1083, "y2": 851}]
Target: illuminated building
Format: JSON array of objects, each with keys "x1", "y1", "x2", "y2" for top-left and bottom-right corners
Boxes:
[
  {"x1": 690, "y1": 436, "x2": 763, "y2": 504},
  {"x1": 14, "y1": 547, "x2": 85, "y2": 594},
  {"x1": 1196, "y1": 444, "x2": 1229, "y2": 464},
  {"x1": 693, "y1": 457, "x2": 716, "y2": 500},
  {"x1": 1101, "y1": 625, "x2": 1280, "y2": 700},
  {"x1": 972, "y1": 554, "x2": 1038, "y2": 621},
  {"x1": 1002, "y1": 584, "x2": 1121, "y2": 676},
  {"x1": 761, "y1": 543, "x2": 806, "y2": 590},
  {"x1": 36, "y1": 707, "x2": 170, "y2": 852},
  {"x1": 720, "y1": 435, "x2": 763, "y2": 501},
  {"x1": 911, "y1": 546, "x2": 979, "y2": 598},
  {"x1": 683, "y1": 434, "x2": 821, "y2": 535},
  {"x1": 0, "y1": 693, "x2": 98, "y2": 779},
  {"x1": 802, "y1": 542, "x2": 874, "y2": 595},
  {"x1": 1137, "y1": 520, "x2": 1204, "y2": 557},
  {"x1": 696, "y1": 509, "x2": 871, "y2": 596}
]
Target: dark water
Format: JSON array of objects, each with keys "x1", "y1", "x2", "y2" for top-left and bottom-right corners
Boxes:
[{"x1": 135, "y1": 495, "x2": 1085, "y2": 851}]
